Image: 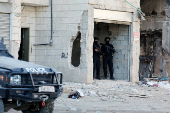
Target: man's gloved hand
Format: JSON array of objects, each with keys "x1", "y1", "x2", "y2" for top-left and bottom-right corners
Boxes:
[{"x1": 95, "y1": 49, "x2": 99, "y2": 52}]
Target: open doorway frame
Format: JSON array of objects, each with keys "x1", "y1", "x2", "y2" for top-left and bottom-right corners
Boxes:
[{"x1": 18, "y1": 28, "x2": 30, "y2": 62}]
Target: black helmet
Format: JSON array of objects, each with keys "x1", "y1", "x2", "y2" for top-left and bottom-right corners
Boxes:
[
  {"x1": 105, "y1": 37, "x2": 111, "y2": 41},
  {"x1": 94, "y1": 37, "x2": 99, "y2": 40}
]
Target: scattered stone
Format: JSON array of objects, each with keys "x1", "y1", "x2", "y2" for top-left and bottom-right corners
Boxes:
[
  {"x1": 87, "y1": 91, "x2": 97, "y2": 96},
  {"x1": 98, "y1": 92, "x2": 108, "y2": 96},
  {"x1": 101, "y1": 97, "x2": 107, "y2": 101},
  {"x1": 82, "y1": 110, "x2": 87, "y2": 112},
  {"x1": 70, "y1": 108, "x2": 77, "y2": 111}
]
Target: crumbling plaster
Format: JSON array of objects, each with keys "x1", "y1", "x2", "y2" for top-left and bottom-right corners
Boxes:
[{"x1": 140, "y1": 0, "x2": 170, "y2": 78}]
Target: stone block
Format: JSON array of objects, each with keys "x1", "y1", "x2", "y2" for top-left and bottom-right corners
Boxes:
[
  {"x1": 62, "y1": 5, "x2": 70, "y2": 11},
  {"x1": 29, "y1": 55, "x2": 35, "y2": 62},
  {"x1": 30, "y1": 12, "x2": 35, "y2": 17},
  {"x1": 26, "y1": 17, "x2": 35, "y2": 24},
  {"x1": 53, "y1": 5, "x2": 62, "y2": 11}
]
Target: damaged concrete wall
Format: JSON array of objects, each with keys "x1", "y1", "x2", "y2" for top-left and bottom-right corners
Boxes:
[
  {"x1": 34, "y1": 0, "x2": 90, "y2": 83},
  {"x1": 141, "y1": 0, "x2": 165, "y2": 31},
  {"x1": 163, "y1": 0, "x2": 170, "y2": 53},
  {"x1": 140, "y1": 0, "x2": 170, "y2": 78},
  {"x1": 21, "y1": 6, "x2": 36, "y2": 63}
]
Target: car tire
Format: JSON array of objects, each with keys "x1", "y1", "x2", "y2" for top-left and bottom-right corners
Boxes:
[
  {"x1": 22, "y1": 101, "x2": 54, "y2": 113},
  {"x1": 0, "y1": 98, "x2": 4, "y2": 113}
]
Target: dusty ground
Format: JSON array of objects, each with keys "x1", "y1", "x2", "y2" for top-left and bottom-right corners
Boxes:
[{"x1": 6, "y1": 80, "x2": 170, "y2": 113}]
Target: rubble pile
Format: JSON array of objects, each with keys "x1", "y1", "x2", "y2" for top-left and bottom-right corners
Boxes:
[
  {"x1": 63, "y1": 80, "x2": 152, "y2": 101},
  {"x1": 54, "y1": 80, "x2": 170, "y2": 112}
]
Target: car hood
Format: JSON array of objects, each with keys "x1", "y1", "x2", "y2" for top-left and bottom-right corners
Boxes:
[{"x1": 0, "y1": 56, "x2": 48, "y2": 70}]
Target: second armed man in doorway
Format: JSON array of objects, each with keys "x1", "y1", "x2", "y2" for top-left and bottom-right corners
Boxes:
[
  {"x1": 93, "y1": 37, "x2": 102, "y2": 80},
  {"x1": 101, "y1": 37, "x2": 115, "y2": 80}
]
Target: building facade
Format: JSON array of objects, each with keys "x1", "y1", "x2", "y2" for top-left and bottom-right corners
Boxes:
[
  {"x1": 0, "y1": 0, "x2": 141, "y2": 83},
  {"x1": 140, "y1": 0, "x2": 170, "y2": 78}
]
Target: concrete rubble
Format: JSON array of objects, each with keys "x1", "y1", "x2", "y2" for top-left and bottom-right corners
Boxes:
[
  {"x1": 7, "y1": 80, "x2": 170, "y2": 113},
  {"x1": 55, "y1": 80, "x2": 170, "y2": 112}
]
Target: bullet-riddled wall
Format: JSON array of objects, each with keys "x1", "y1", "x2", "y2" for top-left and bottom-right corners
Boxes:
[
  {"x1": 34, "y1": 0, "x2": 141, "y2": 83},
  {"x1": 34, "y1": 0, "x2": 90, "y2": 83},
  {"x1": 6, "y1": 0, "x2": 141, "y2": 83}
]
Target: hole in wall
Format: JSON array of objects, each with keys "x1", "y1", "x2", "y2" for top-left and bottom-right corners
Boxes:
[{"x1": 71, "y1": 32, "x2": 81, "y2": 67}]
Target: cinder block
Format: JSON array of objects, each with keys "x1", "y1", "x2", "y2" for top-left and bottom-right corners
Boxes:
[
  {"x1": 114, "y1": 50, "x2": 121, "y2": 54},
  {"x1": 124, "y1": 54, "x2": 128, "y2": 59},
  {"x1": 113, "y1": 63, "x2": 124, "y2": 69},
  {"x1": 114, "y1": 74, "x2": 124, "y2": 79},
  {"x1": 122, "y1": 69, "x2": 128, "y2": 74},
  {"x1": 124, "y1": 65, "x2": 128, "y2": 69},
  {"x1": 122, "y1": 50, "x2": 128, "y2": 54},
  {"x1": 121, "y1": 41, "x2": 129, "y2": 45},
  {"x1": 123, "y1": 74, "x2": 128, "y2": 80},
  {"x1": 114, "y1": 54, "x2": 124, "y2": 60},
  {"x1": 115, "y1": 45, "x2": 126, "y2": 50},
  {"x1": 122, "y1": 60, "x2": 128, "y2": 65},
  {"x1": 124, "y1": 36, "x2": 129, "y2": 41},
  {"x1": 117, "y1": 36, "x2": 124, "y2": 40},
  {"x1": 112, "y1": 41, "x2": 121, "y2": 45},
  {"x1": 114, "y1": 69, "x2": 122, "y2": 74},
  {"x1": 119, "y1": 30, "x2": 129, "y2": 36}
]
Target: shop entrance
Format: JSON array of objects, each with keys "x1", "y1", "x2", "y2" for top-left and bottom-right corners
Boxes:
[{"x1": 93, "y1": 22, "x2": 130, "y2": 80}]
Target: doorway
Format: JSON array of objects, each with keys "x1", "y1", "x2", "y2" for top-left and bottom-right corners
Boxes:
[
  {"x1": 94, "y1": 22, "x2": 130, "y2": 80},
  {"x1": 18, "y1": 28, "x2": 29, "y2": 61}
]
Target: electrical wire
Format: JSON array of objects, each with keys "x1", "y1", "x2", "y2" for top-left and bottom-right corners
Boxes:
[{"x1": 125, "y1": 0, "x2": 145, "y2": 15}]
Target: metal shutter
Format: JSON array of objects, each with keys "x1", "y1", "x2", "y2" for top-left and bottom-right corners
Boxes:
[{"x1": 0, "y1": 13, "x2": 10, "y2": 50}]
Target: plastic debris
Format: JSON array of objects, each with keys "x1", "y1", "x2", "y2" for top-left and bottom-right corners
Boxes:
[
  {"x1": 68, "y1": 92, "x2": 80, "y2": 99},
  {"x1": 131, "y1": 88, "x2": 139, "y2": 93},
  {"x1": 77, "y1": 89, "x2": 84, "y2": 97},
  {"x1": 70, "y1": 108, "x2": 77, "y2": 111}
]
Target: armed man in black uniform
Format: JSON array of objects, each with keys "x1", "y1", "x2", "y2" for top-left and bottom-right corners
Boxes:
[
  {"x1": 93, "y1": 37, "x2": 102, "y2": 80},
  {"x1": 101, "y1": 37, "x2": 115, "y2": 80}
]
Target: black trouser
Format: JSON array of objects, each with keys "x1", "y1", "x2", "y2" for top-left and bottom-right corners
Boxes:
[
  {"x1": 103, "y1": 56, "x2": 113, "y2": 78},
  {"x1": 93, "y1": 56, "x2": 100, "y2": 79}
]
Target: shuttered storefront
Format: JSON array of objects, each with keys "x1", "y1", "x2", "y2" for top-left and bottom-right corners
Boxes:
[{"x1": 0, "y1": 13, "x2": 10, "y2": 49}]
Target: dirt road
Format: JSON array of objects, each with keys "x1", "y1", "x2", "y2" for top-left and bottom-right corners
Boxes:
[{"x1": 6, "y1": 80, "x2": 170, "y2": 113}]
